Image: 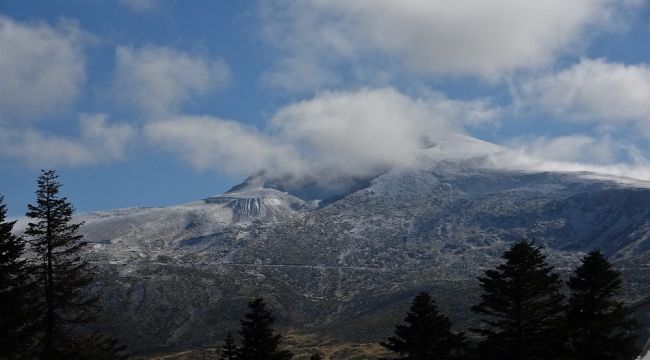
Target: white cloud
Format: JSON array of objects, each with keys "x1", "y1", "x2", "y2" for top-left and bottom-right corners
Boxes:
[
  {"x1": 113, "y1": 45, "x2": 230, "y2": 117},
  {"x1": 0, "y1": 16, "x2": 87, "y2": 119},
  {"x1": 145, "y1": 87, "x2": 498, "y2": 180},
  {"x1": 145, "y1": 115, "x2": 306, "y2": 175},
  {"x1": 259, "y1": 0, "x2": 642, "y2": 89},
  {"x1": 79, "y1": 113, "x2": 136, "y2": 160},
  {"x1": 517, "y1": 58, "x2": 650, "y2": 126},
  {"x1": 508, "y1": 58, "x2": 650, "y2": 180},
  {"x1": 270, "y1": 87, "x2": 455, "y2": 176},
  {"x1": 506, "y1": 134, "x2": 621, "y2": 164},
  {"x1": 483, "y1": 133, "x2": 650, "y2": 182},
  {"x1": 0, "y1": 114, "x2": 135, "y2": 167},
  {"x1": 491, "y1": 151, "x2": 650, "y2": 183},
  {"x1": 425, "y1": 92, "x2": 500, "y2": 127},
  {"x1": 119, "y1": 0, "x2": 159, "y2": 12}
]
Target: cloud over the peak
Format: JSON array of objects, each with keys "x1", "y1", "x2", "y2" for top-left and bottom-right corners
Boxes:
[
  {"x1": 114, "y1": 45, "x2": 230, "y2": 117},
  {"x1": 145, "y1": 87, "x2": 499, "y2": 180},
  {"x1": 0, "y1": 16, "x2": 87, "y2": 119},
  {"x1": 479, "y1": 132, "x2": 650, "y2": 182},
  {"x1": 0, "y1": 114, "x2": 135, "y2": 167},
  {"x1": 269, "y1": 88, "x2": 460, "y2": 175},
  {"x1": 260, "y1": 0, "x2": 641, "y2": 90}
]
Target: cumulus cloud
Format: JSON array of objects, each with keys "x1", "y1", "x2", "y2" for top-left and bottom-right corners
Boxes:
[
  {"x1": 145, "y1": 116, "x2": 305, "y2": 175},
  {"x1": 113, "y1": 45, "x2": 230, "y2": 117},
  {"x1": 0, "y1": 16, "x2": 87, "y2": 119},
  {"x1": 270, "y1": 88, "x2": 455, "y2": 176},
  {"x1": 145, "y1": 87, "x2": 499, "y2": 180},
  {"x1": 0, "y1": 114, "x2": 135, "y2": 167},
  {"x1": 517, "y1": 58, "x2": 650, "y2": 127},
  {"x1": 259, "y1": 0, "x2": 642, "y2": 89}
]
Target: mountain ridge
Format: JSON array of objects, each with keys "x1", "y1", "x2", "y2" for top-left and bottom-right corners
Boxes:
[{"x1": 12, "y1": 136, "x2": 650, "y2": 357}]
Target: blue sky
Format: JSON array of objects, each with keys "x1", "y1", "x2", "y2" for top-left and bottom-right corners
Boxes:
[{"x1": 1, "y1": 0, "x2": 649, "y2": 216}]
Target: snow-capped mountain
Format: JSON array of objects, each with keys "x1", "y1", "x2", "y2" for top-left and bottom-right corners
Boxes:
[{"x1": 45, "y1": 135, "x2": 650, "y2": 354}]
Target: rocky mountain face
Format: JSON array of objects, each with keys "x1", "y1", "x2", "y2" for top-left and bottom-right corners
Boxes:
[{"x1": 23, "y1": 137, "x2": 650, "y2": 356}]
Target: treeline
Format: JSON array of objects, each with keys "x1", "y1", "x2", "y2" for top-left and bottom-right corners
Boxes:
[
  {"x1": 0, "y1": 170, "x2": 127, "y2": 359},
  {"x1": 0, "y1": 170, "x2": 644, "y2": 359},
  {"x1": 379, "y1": 241, "x2": 641, "y2": 360}
]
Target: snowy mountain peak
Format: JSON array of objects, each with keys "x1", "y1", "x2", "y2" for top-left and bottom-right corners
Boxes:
[{"x1": 423, "y1": 133, "x2": 509, "y2": 159}]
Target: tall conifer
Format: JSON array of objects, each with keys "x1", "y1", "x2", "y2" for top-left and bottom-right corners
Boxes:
[
  {"x1": 566, "y1": 250, "x2": 639, "y2": 360},
  {"x1": 0, "y1": 195, "x2": 34, "y2": 357},
  {"x1": 471, "y1": 241, "x2": 565, "y2": 360},
  {"x1": 381, "y1": 292, "x2": 466, "y2": 360},
  {"x1": 219, "y1": 332, "x2": 238, "y2": 360},
  {"x1": 25, "y1": 170, "x2": 99, "y2": 359},
  {"x1": 237, "y1": 297, "x2": 293, "y2": 360}
]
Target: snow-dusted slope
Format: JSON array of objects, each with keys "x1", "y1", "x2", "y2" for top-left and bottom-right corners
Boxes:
[
  {"x1": 74, "y1": 174, "x2": 312, "y2": 260},
  {"x1": 47, "y1": 136, "x2": 650, "y2": 354}
]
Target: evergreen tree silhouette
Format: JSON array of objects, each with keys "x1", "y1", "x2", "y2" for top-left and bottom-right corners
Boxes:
[
  {"x1": 0, "y1": 195, "x2": 35, "y2": 358},
  {"x1": 26, "y1": 170, "x2": 126, "y2": 359},
  {"x1": 381, "y1": 292, "x2": 466, "y2": 360},
  {"x1": 471, "y1": 241, "x2": 565, "y2": 360},
  {"x1": 566, "y1": 250, "x2": 640, "y2": 360},
  {"x1": 237, "y1": 297, "x2": 293, "y2": 360},
  {"x1": 68, "y1": 332, "x2": 129, "y2": 360},
  {"x1": 220, "y1": 332, "x2": 238, "y2": 360}
]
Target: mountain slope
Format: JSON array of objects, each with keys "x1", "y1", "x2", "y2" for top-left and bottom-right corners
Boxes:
[{"x1": 30, "y1": 137, "x2": 650, "y2": 356}]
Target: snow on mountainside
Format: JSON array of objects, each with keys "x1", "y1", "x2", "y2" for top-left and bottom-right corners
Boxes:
[
  {"x1": 19, "y1": 135, "x2": 650, "y2": 355},
  {"x1": 72, "y1": 174, "x2": 311, "y2": 257}
]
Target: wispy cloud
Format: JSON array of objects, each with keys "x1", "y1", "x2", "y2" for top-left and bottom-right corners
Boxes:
[
  {"x1": 482, "y1": 132, "x2": 650, "y2": 182},
  {"x1": 506, "y1": 134, "x2": 624, "y2": 164},
  {"x1": 113, "y1": 45, "x2": 230, "y2": 118},
  {"x1": 0, "y1": 114, "x2": 135, "y2": 167},
  {"x1": 490, "y1": 151, "x2": 650, "y2": 183}
]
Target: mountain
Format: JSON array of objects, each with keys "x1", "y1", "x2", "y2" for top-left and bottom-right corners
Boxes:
[{"x1": 19, "y1": 135, "x2": 650, "y2": 357}]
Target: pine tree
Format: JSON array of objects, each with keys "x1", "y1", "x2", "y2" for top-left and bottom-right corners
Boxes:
[
  {"x1": 220, "y1": 332, "x2": 238, "y2": 360},
  {"x1": 237, "y1": 297, "x2": 293, "y2": 360},
  {"x1": 68, "y1": 332, "x2": 129, "y2": 360},
  {"x1": 381, "y1": 292, "x2": 466, "y2": 360},
  {"x1": 0, "y1": 195, "x2": 35, "y2": 357},
  {"x1": 471, "y1": 241, "x2": 565, "y2": 360},
  {"x1": 566, "y1": 250, "x2": 640, "y2": 360},
  {"x1": 25, "y1": 170, "x2": 99, "y2": 359}
]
